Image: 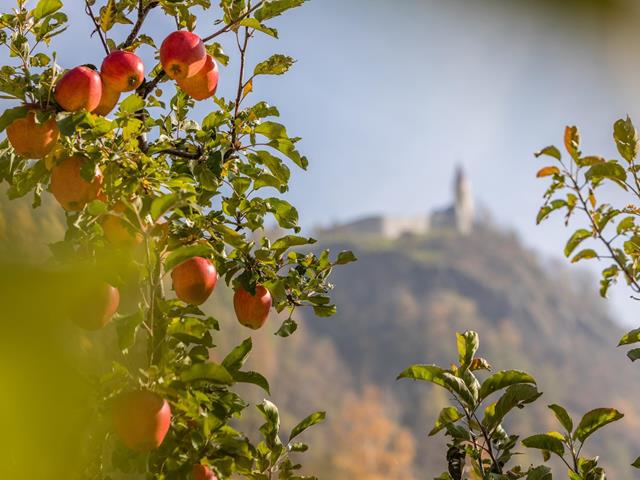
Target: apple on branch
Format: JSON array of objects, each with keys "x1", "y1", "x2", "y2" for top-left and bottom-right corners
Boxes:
[
  {"x1": 54, "y1": 66, "x2": 102, "y2": 112},
  {"x1": 160, "y1": 30, "x2": 207, "y2": 80},
  {"x1": 233, "y1": 285, "x2": 272, "y2": 330},
  {"x1": 112, "y1": 390, "x2": 172, "y2": 452},
  {"x1": 6, "y1": 109, "x2": 59, "y2": 159},
  {"x1": 50, "y1": 155, "x2": 103, "y2": 211},
  {"x1": 70, "y1": 282, "x2": 120, "y2": 331},
  {"x1": 178, "y1": 54, "x2": 219, "y2": 101},
  {"x1": 100, "y1": 50, "x2": 145, "y2": 92},
  {"x1": 171, "y1": 256, "x2": 218, "y2": 305}
]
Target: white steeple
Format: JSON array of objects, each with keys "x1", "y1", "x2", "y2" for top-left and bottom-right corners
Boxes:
[{"x1": 454, "y1": 165, "x2": 474, "y2": 235}]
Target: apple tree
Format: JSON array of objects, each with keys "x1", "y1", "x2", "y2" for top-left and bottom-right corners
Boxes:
[{"x1": 0, "y1": 0, "x2": 355, "y2": 478}]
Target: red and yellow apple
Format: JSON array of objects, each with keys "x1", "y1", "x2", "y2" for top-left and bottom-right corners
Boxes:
[
  {"x1": 160, "y1": 31, "x2": 206, "y2": 80},
  {"x1": 233, "y1": 285, "x2": 272, "y2": 330},
  {"x1": 50, "y1": 155, "x2": 103, "y2": 211},
  {"x1": 112, "y1": 390, "x2": 172, "y2": 452},
  {"x1": 94, "y1": 80, "x2": 121, "y2": 116},
  {"x1": 54, "y1": 66, "x2": 102, "y2": 112},
  {"x1": 177, "y1": 54, "x2": 219, "y2": 101},
  {"x1": 6, "y1": 109, "x2": 59, "y2": 159},
  {"x1": 71, "y1": 282, "x2": 119, "y2": 331},
  {"x1": 100, "y1": 50, "x2": 145, "y2": 92},
  {"x1": 171, "y1": 256, "x2": 217, "y2": 305},
  {"x1": 193, "y1": 464, "x2": 217, "y2": 480}
]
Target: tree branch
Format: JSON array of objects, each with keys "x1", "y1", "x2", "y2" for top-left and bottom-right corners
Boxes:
[
  {"x1": 120, "y1": 0, "x2": 159, "y2": 49},
  {"x1": 155, "y1": 148, "x2": 203, "y2": 160},
  {"x1": 202, "y1": 1, "x2": 265, "y2": 42},
  {"x1": 84, "y1": 1, "x2": 110, "y2": 55}
]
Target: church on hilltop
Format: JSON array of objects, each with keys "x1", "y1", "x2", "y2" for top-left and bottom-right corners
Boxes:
[{"x1": 321, "y1": 166, "x2": 476, "y2": 239}]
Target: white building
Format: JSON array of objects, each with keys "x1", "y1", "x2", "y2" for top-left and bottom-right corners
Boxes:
[{"x1": 322, "y1": 166, "x2": 475, "y2": 239}]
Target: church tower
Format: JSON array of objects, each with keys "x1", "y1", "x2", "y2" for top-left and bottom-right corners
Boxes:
[{"x1": 454, "y1": 165, "x2": 474, "y2": 234}]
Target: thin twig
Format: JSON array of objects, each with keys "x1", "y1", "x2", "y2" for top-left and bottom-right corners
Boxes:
[
  {"x1": 156, "y1": 147, "x2": 202, "y2": 160},
  {"x1": 120, "y1": 0, "x2": 159, "y2": 49},
  {"x1": 202, "y1": 1, "x2": 265, "y2": 42},
  {"x1": 84, "y1": 1, "x2": 110, "y2": 55}
]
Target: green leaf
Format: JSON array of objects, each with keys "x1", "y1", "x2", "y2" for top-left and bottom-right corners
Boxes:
[
  {"x1": 429, "y1": 407, "x2": 463, "y2": 436},
  {"x1": 275, "y1": 318, "x2": 298, "y2": 337},
  {"x1": 627, "y1": 348, "x2": 640, "y2": 362},
  {"x1": 456, "y1": 331, "x2": 478, "y2": 368},
  {"x1": 632, "y1": 456, "x2": 640, "y2": 468},
  {"x1": 335, "y1": 250, "x2": 357, "y2": 265},
  {"x1": 233, "y1": 370, "x2": 270, "y2": 394},
  {"x1": 564, "y1": 229, "x2": 591, "y2": 257},
  {"x1": 115, "y1": 310, "x2": 143, "y2": 351},
  {"x1": 255, "y1": 121, "x2": 288, "y2": 140},
  {"x1": 267, "y1": 197, "x2": 299, "y2": 230},
  {"x1": 613, "y1": 116, "x2": 638, "y2": 163},
  {"x1": 239, "y1": 17, "x2": 278, "y2": 38},
  {"x1": 617, "y1": 216, "x2": 635, "y2": 235},
  {"x1": 180, "y1": 362, "x2": 233, "y2": 384},
  {"x1": 526, "y1": 466, "x2": 553, "y2": 480},
  {"x1": 483, "y1": 384, "x2": 542, "y2": 432},
  {"x1": 522, "y1": 432, "x2": 565, "y2": 458},
  {"x1": 32, "y1": 0, "x2": 63, "y2": 19},
  {"x1": 150, "y1": 192, "x2": 183, "y2": 221},
  {"x1": 397, "y1": 365, "x2": 475, "y2": 406},
  {"x1": 222, "y1": 337, "x2": 252, "y2": 371},
  {"x1": 571, "y1": 248, "x2": 597, "y2": 263},
  {"x1": 478, "y1": 370, "x2": 536, "y2": 401},
  {"x1": 272, "y1": 235, "x2": 312, "y2": 254},
  {"x1": 254, "y1": 54, "x2": 295, "y2": 76},
  {"x1": 254, "y1": 0, "x2": 306, "y2": 22},
  {"x1": 289, "y1": 411, "x2": 326, "y2": 441},
  {"x1": 573, "y1": 408, "x2": 623, "y2": 443},
  {"x1": 619, "y1": 327, "x2": 640, "y2": 346},
  {"x1": 0, "y1": 105, "x2": 27, "y2": 133},
  {"x1": 585, "y1": 161, "x2": 628, "y2": 185},
  {"x1": 118, "y1": 94, "x2": 144, "y2": 114},
  {"x1": 164, "y1": 244, "x2": 214, "y2": 271},
  {"x1": 548, "y1": 404, "x2": 573, "y2": 433},
  {"x1": 534, "y1": 145, "x2": 561, "y2": 160}
]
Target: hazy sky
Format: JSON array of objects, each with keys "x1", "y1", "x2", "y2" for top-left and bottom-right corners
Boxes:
[{"x1": 5, "y1": 0, "x2": 640, "y2": 325}]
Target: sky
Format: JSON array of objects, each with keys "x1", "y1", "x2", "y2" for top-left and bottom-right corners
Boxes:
[{"x1": 5, "y1": 0, "x2": 640, "y2": 325}]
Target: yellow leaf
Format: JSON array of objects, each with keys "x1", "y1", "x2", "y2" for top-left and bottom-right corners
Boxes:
[
  {"x1": 100, "y1": 0, "x2": 116, "y2": 33},
  {"x1": 536, "y1": 166, "x2": 560, "y2": 178},
  {"x1": 242, "y1": 79, "x2": 253, "y2": 99},
  {"x1": 589, "y1": 190, "x2": 596, "y2": 208},
  {"x1": 564, "y1": 125, "x2": 580, "y2": 158}
]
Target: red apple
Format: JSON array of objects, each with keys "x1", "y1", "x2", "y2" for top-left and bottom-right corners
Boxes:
[
  {"x1": 50, "y1": 155, "x2": 103, "y2": 211},
  {"x1": 101, "y1": 50, "x2": 145, "y2": 92},
  {"x1": 193, "y1": 464, "x2": 217, "y2": 480},
  {"x1": 6, "y1": 109, "x2": 59, "y2": 159},
  {"x1": 94, "y1": 79, "x2": 121, "y2": 116},
  {"x1": 54, "y1": 66, "x2": 102, "y2": 112},
  {"x1": 177, "y1": 54, "x2": 219, "y2": 101},
  {"x1": 160, "y1": 31, "x2": 206, "y2": 81},
  {"x1": 112, "y1": 390, "x2": 172, "y2": 452},
  {"x1": 171, "y1": 256, "x2": 217, "y2": 305},
  {"x1": 233, "y1": 285, "x2": 272, "y2": 330},
  {"x1": 71, "y1": 282, "x2": 119, "y2": 331}
]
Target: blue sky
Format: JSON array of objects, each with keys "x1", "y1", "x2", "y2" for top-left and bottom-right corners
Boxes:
[{"x1": 7, "y1": 0, "x2": 640, "y2": 325}]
